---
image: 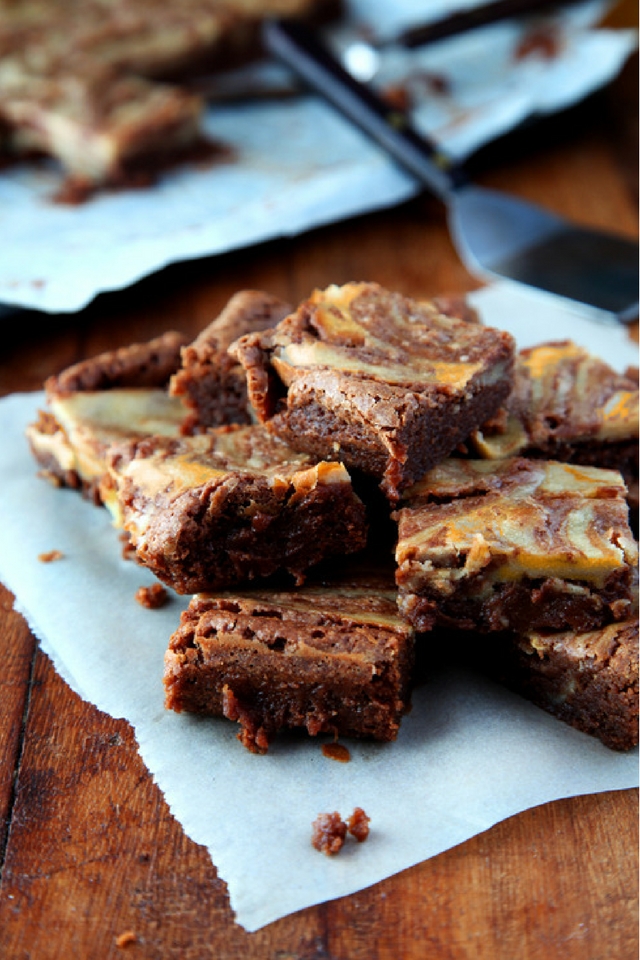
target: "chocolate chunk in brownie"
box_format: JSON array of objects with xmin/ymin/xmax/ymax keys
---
[
  {"xmin": 394, "ymin": 458, "xmax": 638, "ymax": 635},
  {"xmin": 169, "ymin": 290, "xmax": 291, "ymax": 432},
  {"xmin": 230, "ymin": 282, "xmax": 514, "ymax": 500},
  {"xmin": 469, "ymin": 340, "xmax": 639, "ymax": 485},
  {"xmin": 164, "ymin": 575, "xmax": 414, "ymax": 751},
  {"xmin": 475, "ymin": 620, "xmax": 638, "ymax": 751},
  {"xmin": 107, "ymin": 424, "xmax": 368, "ymax": 593}
]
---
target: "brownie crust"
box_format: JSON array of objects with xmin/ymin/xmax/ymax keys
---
[{"xmin": 47, "ymin": 330, "xmax": 187, "ymax": 394}]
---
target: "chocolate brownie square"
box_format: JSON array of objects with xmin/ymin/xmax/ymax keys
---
[
  {"xmin": 394, "ymin": 457, "xmax": 638, "ymax": 634},
  {"xmin": 164, "ymin": 574, "xmax": 414, "ymax": 752},
  {"xmin": 169, "ymin": 290, "xmax": 291, "ymax": 432},
  {"xmin": 27, "ymin": 331, "xmax": 187, "ymax": 503},
  {"xmin": 107, "ymin": 424, "xmax": 368, "ymax": 593},
  {"xmin": 470, "ymin": 340, "xmax": 639, "ymax": 484},
  {"xmin": 230, "ymin": 282, "xmax": 515, "ymax": 500},
  {"xmin": 479, "ymin": 620, "xmax": 638, "ymax": 751}
]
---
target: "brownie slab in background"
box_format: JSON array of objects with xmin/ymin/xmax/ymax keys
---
[
  {"xmin": 230, "ymin": 282, "xmax": 515, "ymax": 500},
  {"xmin": 394, "ymin": 457, "xmax": 638, "ymax": 635},
  {"xmin": 107, "ymin": 424, "xmax": 368, "ymax": 593},
  {"xmin": 170, "ymin": 290, "xmax": 291, "ymax": 432},
  {"xmin": 0, "ymin": 0, "xmax": 340, "ymax": 190},
  {"xmin": 164, "ymin": 574, "xmax": 414, "ymax": 752},
  {"xmin": 27, "ymin": 332, "xmax": 187, "ymax": 503}
]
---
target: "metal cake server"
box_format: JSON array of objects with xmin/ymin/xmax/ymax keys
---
[{"xmin": 263, "ymin": 18, "xmax": 639, "ymax": 322}]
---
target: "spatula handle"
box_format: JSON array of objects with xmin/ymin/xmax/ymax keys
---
[{"xmin": 262, "ymin": 19, "xmax": 466, "ymax": 203}]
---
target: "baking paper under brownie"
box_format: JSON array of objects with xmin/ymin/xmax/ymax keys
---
[
  {"xmin": 394, "ymin": 458, "xmax": 638, "ymax": 635},
  {"xmin": 170, "ymin": 290, "xmax": 291, "ymax": 432},
  {"xmin": 164, "ymin": 580, "xmax": 414, "ymax": 752},
  {"xmin": 107, "ymin": 424, "xmax": 367, "ymax": 593},
  {"xmin": 230, "ymin": 282, "xmax": 515, "ymax": 500}
]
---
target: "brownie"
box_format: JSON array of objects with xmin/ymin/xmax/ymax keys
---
[
  {"xmin": 164, "ymin": 575, "xmax": 414, "ymax": 752},
  {"xmin": 46, "ymin": 330, "xmax": 187, "ymax": 393},
  {"xmin": 475, "ymin": 620, "xmax": 639, "ymax": 751},
  {"xmin": 0, "ymin": 0, "xmax": 340, "ymax": 189},
  {"xmin": 470, "ymin": 340, "xmax": 639, "ymax": 485},
  {"xmin": 27, "ymin": 332, "xmax": 187, "ymax": 503},
  {"xmin": 169, "ymin": 290, "xmax": 291, "ymax": 432},
  {"xmin": 394, "ymin": 457, "xmax": 638, "ymax": 635},
  {"xmin": 107, "ymin": 424, "xmax": 368, "ymax": 593},
  {"xmin": 229, "ymin": 282, "xmax": 515, "ymax": 500}
]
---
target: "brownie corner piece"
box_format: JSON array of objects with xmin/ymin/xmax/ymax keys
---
[
  {"xmin": 230, "ymin": 281, "xmax": 514, "ymax": 500},
  {"xmin": 499, "ymin": 619, "xmax": 639, "ymax": 751},
  {"xmin": 394, "ymin": 457, "xmax": 638, "ymax": 635},
  {"xmin": 163, "ymin": 580, "xmax": 415, "ymax": 752},
  {"xmin": 169, "ymin": 289, "xmax": 291, "ymax": 432},
  {"xmin": 108, "ymin": 424, "xmax": 368, "ymax": 593}
]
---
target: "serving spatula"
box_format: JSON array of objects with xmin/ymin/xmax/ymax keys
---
[{"xmin": 263, "ymin": 18, "xmax": 639, "ymax": 322}]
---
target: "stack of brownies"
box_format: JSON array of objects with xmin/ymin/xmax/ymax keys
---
[{"xmin": 27, "ymin": 282, "xmax": 639, "ymax": 753}]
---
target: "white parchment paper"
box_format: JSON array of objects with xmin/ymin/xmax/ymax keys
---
[
  {"xmin": 0, "ymin": 283, "xmax": 637, "ymax": 932},
  {"xmin": 0, "ymin": 0, "xmax": 635, "ymax": 313}
]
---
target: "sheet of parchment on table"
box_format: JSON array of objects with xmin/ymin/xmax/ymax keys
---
[
  {"xmin": 0, "ymin": 0, "xmax": 635, "ymax": 313},
  {"xmin": 0, "ymin": 283, "xmax": 637, "ymax": 932}
]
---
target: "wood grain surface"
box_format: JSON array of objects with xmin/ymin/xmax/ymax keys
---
[{"xmin": 0, "ymin": 17, "xmax": 638, "ymax": 959}]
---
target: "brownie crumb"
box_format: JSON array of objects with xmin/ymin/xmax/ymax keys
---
[
  {"xmin": 222, "ymin": 685, "xmax": 271, "ymax": 754},
  {"xmin": 347, "ymin": 807, "xmax": 370, "ymax": 843},
  {"xmin": 38, "ymin": 549, "xmax": 64, "ymax": 563},
  {"xmin": 135, "ymin": 584, "xmax": 169, "ymax": 609},
  {"xmin": 311, "ymin": 812, "xmax": 348, "ymax": 855},
  {"xmin": 321, "ymin": 742, "xmax": 351, "ymax": 763},
  {"xmin": 311, "ymin": 807, "xmax": 371, "ymax": 854},
  {"xmin": 120, "ymin": 532, "xmax": 138, "ymax": 563},
  {"xmin": 115, "ymin": 930, "xmax": 137, "ymax": 949}
]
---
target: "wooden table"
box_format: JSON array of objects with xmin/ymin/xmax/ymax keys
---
[{"xmin": 0, "ymin": 31, "xmax": 638, "ymax": 960}]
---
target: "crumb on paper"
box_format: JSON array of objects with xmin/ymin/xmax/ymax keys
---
[
  {"xmin": 311, "ymin": 807, "xmax": 371, "ymax": 855},
  {"xmin": 311, "ymin": 811, "xmax": 347, "ymax": 856},
  {"xmin": 38, "ymin": 549, "xmax": 64, "ymax": 563},
  {"xmin": 115, "ymin": 930, "xmax": 137, "ymax": 949},
  {"xmin": 347, "ymin": 806, "xmax": 370, "ymax": 843},
  {"xmin": 321, "ymin": 742, "xmax": 351, "ymax": 762},
  {"xmin": 135, "ymin": 583, "xmax": 169, "ymax": 609}
]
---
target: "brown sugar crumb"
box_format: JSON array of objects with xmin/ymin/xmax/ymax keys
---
[
  {"xmin": 321, "ymin": 742, "xmax": 351, "ymax": 763},
  {"xmin": 135, "ymin": 583, "xmax": 169, "ymax": 609},
  {"xmin": 311, "ymin": 812, "xmax": 348, "ymax": 856},
  {"xmin": 38, "ymin": 549, "xmax": 64, "ymax": 563},
  {"xmin": 115, "ymin": 930, "xmax": 137, "ymax": 949},
  {"xmin": 347, "ymin": 807, "xmax": 371, "ymax": 843}
]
